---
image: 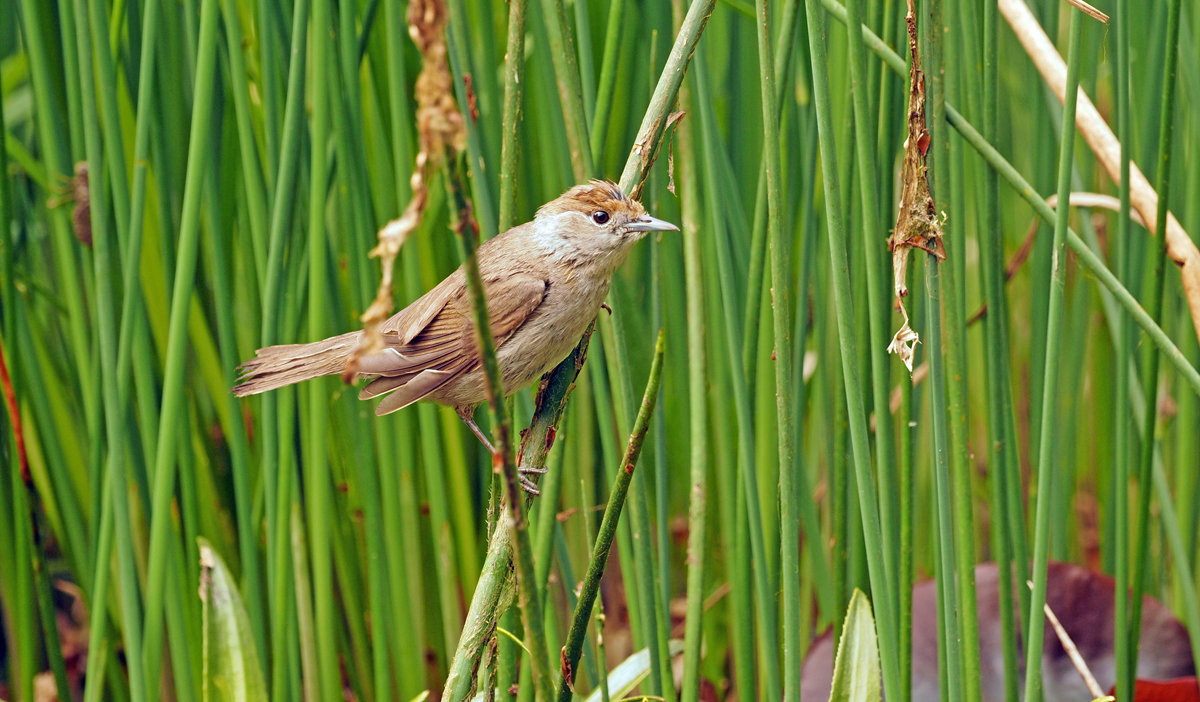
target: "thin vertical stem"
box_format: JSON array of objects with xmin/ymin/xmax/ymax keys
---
[
  {"xmin": 499, "ymin": 0, "xmax": 528, "ymax": 232},
  {"xmin": 755, "ymin": 0, "xmax": 802, "ymax": 694},
  {"xmin": 802, "ymin": 2, "xmax": 902, "ymax": 699},
  {"xmin": 589, "ymin": 0, "xmax": 625, "ymax": 166},
  {"xmin": 898, "ymin": 371, "xmax": 915, "ymax": 702},
  {"xmin": 742, "ymin": 0, "xmax": 802, "ymax": 392},
  {"xmin": 447, "ymin": 152, "xmax": 554, "ymax": 702},
  {"xmin": 138, "ymin": 0, "xmax": 221, "ymax": 679},
  {"xmin": 921, "ymin": 0, "xmax": 981, "ymax": 694},
  {"xmin": 382, "ymin": 2, "xmax": 426, "ymax": 696},
  {"xmin": 694, "ymin": 43, "xmax": 781, "ymax": 701},
  {"xmin": 266, "ymin": 2, "xmax": 313, "ymax": 696},
  {"xmin": 677, "ymin": 59, "xmax": 708, "ymax": 702},
  {"xmin": 1128, "ymin": 0, "xmax": 1184, "ymax": 684},
  {"xmin": 69, "ymin": 0, "xmax": 147, "ymax": 697},
  {"xmin": 304, "ymin": 0, "xmax": 341, "ymax": 698},
  {"xmin": 1025, "ymin": 11, "xmax": 1084, "ymax": 702},
  {"xmin": 1112, "ymin": 0, "xmax": 1134, "ymax": 696},
  {"xmin": 980, "ymin": 0, "xmax": 1019, "ymax": 698},
  {"xmin": 556, "ymin": 333, "xmax": 666, "ymax": 702},
  {"xmin": 842, "ymin": 0, "xmax": 899, "ymax": 638},
  {"xmin": 925, "ymin": 256, "xmax": 963, "ymax": 702},
  {"xmin": 538, "ymin": 0, "xmax": 595, "ymax": 180}
]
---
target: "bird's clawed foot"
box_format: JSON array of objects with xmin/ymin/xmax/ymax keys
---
[
  {"xmin": 518, "ymin": 475, "xmax": 541, "ymax": 495},
  {"xmin": 518, "ymin": 466, "xmax": 548, "ymax": 495},
  {"xmin": 458, "ymin": 405, "xmax": 547, "ymax": 496}
]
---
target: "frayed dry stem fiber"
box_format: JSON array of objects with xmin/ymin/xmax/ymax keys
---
[
  {"xmin": 885, "ymin": 0, "xmax": 945, "ymax": 375},
  {"xmin": 351, "ymin": 0, "xmax": 467, "ymax": 368},
  {"xmin": 1000, "ymin": 0, "xmax": 1200, "ymax": 343}
]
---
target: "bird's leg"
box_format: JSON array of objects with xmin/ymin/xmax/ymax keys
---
[
  {"xmin": 456, "ymin": 405, "xmax": 543, "ymax": 495},
  {"xmin": 456, "ymin": 405, "xmax": 497, "ymax": 454}
]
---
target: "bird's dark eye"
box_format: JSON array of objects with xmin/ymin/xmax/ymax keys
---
[{"xmin": 592, "ymin": 210, "xmax": 610, "ymax": 225}]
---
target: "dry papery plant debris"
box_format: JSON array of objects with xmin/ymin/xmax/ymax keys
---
[
  {"xmin": 348, "ymin": 0, "xmax": 466, "ymax": 376},
  {"xmin": 886, "ymin": 0, "xmax": 946, "ymax": 374}
]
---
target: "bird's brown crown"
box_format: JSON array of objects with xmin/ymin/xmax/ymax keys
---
[{"xmin": 537, "ymin": 180, "xmax": 647, "ymax": 221}]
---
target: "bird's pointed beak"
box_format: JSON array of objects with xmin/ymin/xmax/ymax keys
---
[{"xmin": 625, "ymin": 215, "xmax": 680, "ymax": 232}]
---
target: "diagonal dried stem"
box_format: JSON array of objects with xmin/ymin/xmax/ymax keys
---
[{"xmin": 1000, "ymin": 0, "xmax": 1200, "ymax": 343}]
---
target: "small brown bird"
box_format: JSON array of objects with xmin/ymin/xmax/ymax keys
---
[{"xmin": 233, "ymin": 180, "xmax": 676, "ymax": 484}]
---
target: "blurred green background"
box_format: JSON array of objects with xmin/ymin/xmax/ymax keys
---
[{"xmin": 0, "ymin": 0, "xmax": 1197, "ymax": 699}]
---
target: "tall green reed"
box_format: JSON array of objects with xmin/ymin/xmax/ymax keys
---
[
  {"xmin": 1024, "ymin": 10, "xmax": 1085, "ymax": 702},
  {"xmin": 3, "ymin": 2, "xmax": 1200, "ymax": 702}
]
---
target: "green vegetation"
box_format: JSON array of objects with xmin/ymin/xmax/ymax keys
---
[{"xmin": 1, "ymin": 0, "xmax": 1198, "ymax": 700}]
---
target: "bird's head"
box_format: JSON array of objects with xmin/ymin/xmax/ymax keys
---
[{"xmin": 534, "ymin": 180, "xmax": 678, "ymax": 272}]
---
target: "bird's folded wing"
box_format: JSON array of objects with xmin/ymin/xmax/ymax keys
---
[
  {"xmin": 358, "ymin": 274, "xmax": 548, "ymax": 403},
  {"xmin": 380, "ymin": 269, "xmax": 464, "ymax": 345}
]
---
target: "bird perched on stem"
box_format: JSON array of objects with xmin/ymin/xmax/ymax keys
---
[{"xmin": 233, "ymin": 180, "xmax": 677, "ymax": 489}]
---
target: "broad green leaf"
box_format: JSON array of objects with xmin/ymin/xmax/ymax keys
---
[
  {"xmin": 829, "ymin": 589, "xmax": 882, "ymax": 702},
  {"xmin": 200, "ymin": 539, "xmax": 267, "ymax": 702}
]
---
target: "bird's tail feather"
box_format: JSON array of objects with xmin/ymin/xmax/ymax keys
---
[{"xmin": 232, "ymin": 331, "xmax": 361, "ymax": 396}]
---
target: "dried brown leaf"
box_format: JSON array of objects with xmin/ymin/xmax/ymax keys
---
[
  {"xmin": 887, "ymin": 0, "xmax": 945, "ymax": 376},
  {"xmin": 350, "ymin": 0, "xmax": 467, "ymax": 376}
]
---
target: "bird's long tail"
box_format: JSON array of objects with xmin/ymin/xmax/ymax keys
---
[{"xmin": 232, "ymin": 331, "xmax": 361, "ymax": 396}]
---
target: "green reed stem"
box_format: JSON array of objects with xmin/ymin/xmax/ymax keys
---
[
  {"xmin": 499, "ymin": 0, "xmax": 528, "ymax": 232},
  {"xmin": 1128, "ymin": 0, "xmax": 1183, "ymax": 685},
  {"xmin": 925, "ymin": 255, "xmax": 964, "ymax": 702},
  {"xmin": 3, "ymin": 319, "xmax": 71, "ymax": 702},
  {"xmin": 803, "ymin": 1, "xmax": 902, "ymax": 699},
  {"xmin": 69, "ymin": 0, "xmax": 150, "ymax": 697},
  {"xmin": 1112, "ymin": 0, "xmax": 1134, "ymax": 697},
  {"xmin": 842, "ymin": 0, "xmax": 899, "ymax": 639},
  {"xmin": 742, "ymin": 0, "xmax": 800, "ymax": 391},
  {"xmin": 1024, "ymin": 12, "xmax": 1083, "ymax": 702},
  {"xmin": 691, "ymin": 52, "xmax": 758, "ymax": 700},
  {"xmin": 448, "ymin": 152, "xmax": 554, "ymax": 702},
  {"xmin": 1115, "ymin": 346, "xmax": 1200, "ymax": 679},
  {"xmin": 447, "ymin": 7, "xmax": 716, "ymax": 695},
  {"xmin": 823, "ymin": 2, "xmax": 1200, "ymax": 398},
  {"xmin": 538, "ymin": 0, "xmax": 595, "ymax": 180},
  {"xmin": 755, "ymin": 0, "xmax": 804, "ymax": 693},
  {"xmin": 590, "ymin": 0, "xmax": 625, "ymax": 166},
  {"xmin": 1152, "ymin": 457, "xmax": 1200, "ymax": 677},
  {"xmin": 979, "ymin": 0, "xmax": 1019, "ymax": 698},
  {"xmin": 382, "ymin": 2, "xmax": 426, "ymax": 696},
  {"xmin": 445, "ymin": 5, "xmax": 498, "ymax": 242},
  {"xmin": 81, "ymin": 478, "xmax": 116, "ymax": 702},
  {"xmin": 219, "ymin": 0, "xmax": 270, "ymax": 287},
  {"xmin": 16, "ymin": 0, "xmax": 97, "ymax": 529},
  {"xmin": 261, "ymin": 0, "xmax": 310, "ymax": 691},
  {"xmin": 137, "ymin": 0, "xmax": 221, "ymax": 687},
  {"xmin": 618, "ymin": 0, "xmax": 716, "ymax": 200},
  {"xmin": 602, "ymin": 302, "xmax": 673, "ymax": 699},
  {"xmin": 557, "ymin": 332, "xmax": 665, "ymax": 702},
  {"xmin": 676, "ymin": 70, "xmax": 709, "ymax": 702},
  {"xmin": 304, "ymin": 0, "xmax": 341, "ymax": 698},
  {"xmin": 924, "ymin": 0, "xmax": 982, "ymax": 697}
]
